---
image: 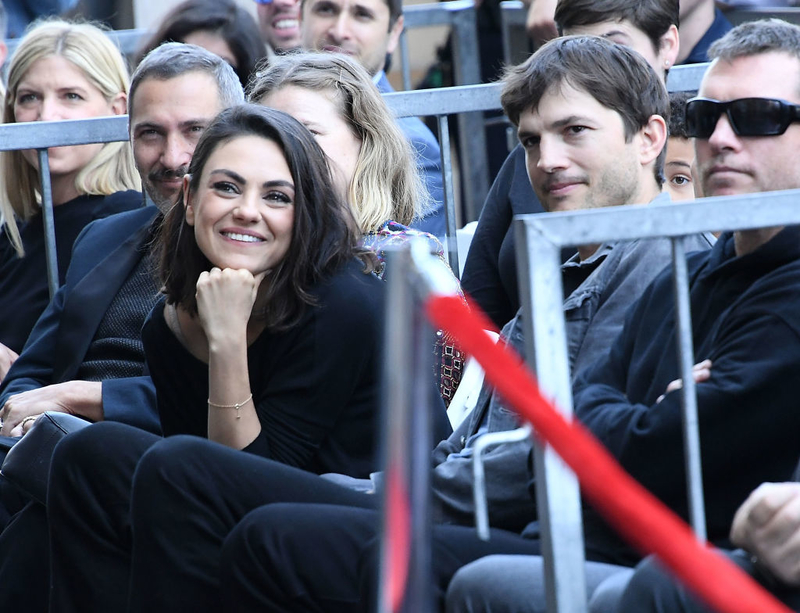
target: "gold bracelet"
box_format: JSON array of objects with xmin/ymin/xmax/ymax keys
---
[{"xmin": 207, "ymin": 393, "xmax": 253, "ymax": 420}]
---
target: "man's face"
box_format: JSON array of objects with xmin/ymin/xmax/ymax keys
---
[
  {"xmin": 257, "ymin": 0, "xmax": 302, "ymax": 52},
  {"xmin": 130, "ymin": 71, "xmax": 224, "ymax": 210},
  {"xmin": 696, "ymin": 52, "xmax": 800, "ymax": 197},
  {"xmin": 300, "ymin": 0, "xmax": 403, "ymax": 76},
  {"xmin": 518, "ymin": 83, "xmax": 643, "ymax": 213},
  {"xmin": 563, "ymin": 20, "xmax": 678, "ymax": 81}
]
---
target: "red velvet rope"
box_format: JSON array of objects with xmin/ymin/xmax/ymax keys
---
[{"xmin": 425, "ymin": 294, "xmax": 792, "ymax": 613}]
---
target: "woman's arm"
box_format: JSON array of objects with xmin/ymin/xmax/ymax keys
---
[{"xmin": 185, "ymin": 267, "xmax": 265, "ymax": 450}]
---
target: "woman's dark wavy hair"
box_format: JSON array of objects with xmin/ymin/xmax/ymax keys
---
[
  {"xmin": 157, "ymin": 104, "xmax": 374, "ymax": 331},
  {"xmin": 136, "ymin": 0, "xmax": 266, "ymax": 88}
]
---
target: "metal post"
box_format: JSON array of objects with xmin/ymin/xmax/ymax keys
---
[
  {"xmin": 399, "ymin": 29, "xmax": 412, "ymax": 92},
  {"xmin": 38, "ymin": 149, "xmax": 59, "ymax": 299},
  {"xmin": 378, "ymin": 248, "xmax": 434, "ymax": 613},
  {"xmin": 515, "ymin": 220, "xmax": 587, "ymax": 613},
  {"xmin": 473, "ymin": 424, "xmax": 533, "ymax": 540},
  {"xmin": 450, "ymin": 5, "xmax": 489, "ymax": 221},
  {"xmin": 437, "ymin": 114, "xmax": 459, "ymax": 275},
  {"xmin": 670, "ymin": 236, "xmax": 707, "ymax": 541}
]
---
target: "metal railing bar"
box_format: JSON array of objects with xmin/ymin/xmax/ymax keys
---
[
  {"xmin": 473, "ymin": 424, "xmax": 533, "ymax": 541},
  {"xmin": 670, "ymin": 236, "xmax": 707, "ymax": 541},
  {"xmin": 437, "ymin": 115, "xmax": 460, "ymax": 274},
  {"xmin": 516, "ymin": 218, "xmax": 587, "ymax": 613},
  {"xmin": 38, "ymin": 149, "xmax": 58, "ymax": 299},
  {"xmin": 518, "ymin": 189, "xmax": 800, "ymax": 247},
  {"xmin": 666, "ymin": 63, "xmax": 710, "ymax": 92},
  {"xmin": 0, "ymin": 116, "xmax": 129, "ymax": 151},
  {"xmin": 403, "ymin": 0, "xmax": 476, "ymax": 27},
  {"xmin": 383, "ymin": 83, "xmax": 502, "ymax": 117}
]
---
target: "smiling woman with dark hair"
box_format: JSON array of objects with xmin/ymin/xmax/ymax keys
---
[{"xmin": 27, "ymin": 104, "xmax": 390, "ymax": 613}]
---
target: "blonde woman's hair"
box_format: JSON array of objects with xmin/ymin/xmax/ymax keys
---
[
  {"xmin": 247, "ymin": 52, "xmax": 428, "ymax": 233},
  {"xmin": 1, "ymin": 19, "xmax": 140, "ymax": 256}
]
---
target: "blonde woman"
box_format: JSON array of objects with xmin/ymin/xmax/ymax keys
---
[
  {"xmin": 0, "ymin": 20, "xmax": 141, "ymax": 364},
  {"xmin": 249, "ymin": 52, "xmax": 465, "ymax": 404}
]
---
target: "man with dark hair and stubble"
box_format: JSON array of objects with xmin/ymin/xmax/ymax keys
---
[{"xmin": 462, "ymin": 0, "xmax": 682, "ymax": 331}]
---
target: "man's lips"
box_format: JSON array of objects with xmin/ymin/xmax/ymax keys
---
[
  {"xmin": 322, "ymin": 45, "xmax": 355, "ymax": 55},
  {"xmin": 707, "ymin": 165, "xmax": 745, "ymax": 177},
  {"xmin": 544, "ymin": 181, "xmax": 583, "ymax": 196}
]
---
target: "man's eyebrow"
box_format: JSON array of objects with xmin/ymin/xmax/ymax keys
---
[
  {"xmin": 550, "ymin": 115, "xmax": 593, "ymax": 129},
  {"xmin": 132, "ymin": 121, "xmax": 161, "ymax": 132},
  {"xmin": 601, "ymin": 29, "xmax": 631, "ymax": 41}
]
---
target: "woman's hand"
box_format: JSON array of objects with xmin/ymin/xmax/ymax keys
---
[{"xmin": 195, "ymin": 267, "xmax": 266, "ymax": 349}]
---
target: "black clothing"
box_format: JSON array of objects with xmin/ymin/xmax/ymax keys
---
[
  {"xmin": 461, "ymin": 145, "xmax": 544, "ymax": 328},
  {"xmin": 215, "ymin": 226, "xmax": 800, "ymax": 612},
  {"xmin": 143, "ymin": 258, "xmax": 388, "ymax": 476},
  {"xmin": 0, "ymin": 191, "xmax": 141, "ymax": 353},
  {"xmin": 573, "ymin": 227, "xmax": 800, "ymax": 565}
]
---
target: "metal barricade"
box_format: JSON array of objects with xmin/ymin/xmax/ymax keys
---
[
  {"xmin": 398, "ymin": 0, "xmax": 488, "ymax": 223},
  {"xmin": 510, "ymin": 189, "xmax": 800, "ymax": 611},
  {"xmin": 500, "ymin": 0, "xmax": 530, "ymax": 67},
  {"xmin": 377, "ymin": 241, "xmax": 460, "ymax": 613},
  {"xmin": 0, "ymin": 115, "xmax": 130, "ymax": 298},
  {"xmin": 724, "ymin": 8, "xmax": 800, "ymax": 26}
]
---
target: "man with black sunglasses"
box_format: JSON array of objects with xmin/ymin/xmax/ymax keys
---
[{"xmin": 576, "ymin": 18, "xmax": 800, "ymax": 613}]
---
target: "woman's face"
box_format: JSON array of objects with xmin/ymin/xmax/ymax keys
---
[
  {"xmin": 181, "ymin": 30, "xmax": 238, "ymax": 71},
  {"xmin": 185, "ymin": 135, "xmax": 295, "ymax": 275},
  {"xmin": 13, "ymin": 54, "xmax": 125, "ymax": 184},
  {"xmin": 259, "ymin": 85, "xmax": 362, "ymax": 200}
]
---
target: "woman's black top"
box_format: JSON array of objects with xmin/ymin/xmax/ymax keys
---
[{"xmin": 143, "ymin": 258, "xmax": 386, "ymax": 479}]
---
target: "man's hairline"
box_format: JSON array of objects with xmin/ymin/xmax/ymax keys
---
[
  {"xmin": 128, "ymin": 71, "xmax": 226, "ymax": 136},
  {"xmin": 699, "ymin": 51, "xmax": 800, "ymax": 99}
]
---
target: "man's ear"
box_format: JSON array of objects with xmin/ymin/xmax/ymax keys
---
[
  {"xmin": 659, "ymin": 24, "xmax": 680, "ymax": 71},
  {"xmin": 183, "ymin": 175, "xmax": 196, "ymax": 226},
  {"xmin": 639, "ymin": 114, "xmax": 668, "ymax": 167},
  {"xmin": 385, "ymin": 14, "xmax": 404, "ymax": 56}
]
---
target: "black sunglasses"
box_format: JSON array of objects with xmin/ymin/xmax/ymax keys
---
[{"xmin": 685, "ymin": 97, "xmax": 800, "ymax": 138}]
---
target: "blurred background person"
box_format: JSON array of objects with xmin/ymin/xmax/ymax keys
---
[{"xmin": 136, "ymin": 0, "xmax": 266, "ymax": 89}]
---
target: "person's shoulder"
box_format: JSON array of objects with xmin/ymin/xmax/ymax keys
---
[
  {"xmin": 96, "ymin": 190, "xmax": 145, "ymax": 214},
  {"xmin": 316, "ymin": 258, "xmax": 384, "ymax": 309},
  {"xmin": 79, "ymin": 204, "xmax": 157, "ymax": 238}
]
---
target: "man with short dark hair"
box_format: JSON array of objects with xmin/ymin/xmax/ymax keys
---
[
  {"xmin": 587, "ymin": 18, "xmax": 800, "ymax": 611},
  {"xmin": 298, "ymin": 0, "xmax": 447, "ymax": 236},
  {"xmin": 462, "ymin": 0, "xmax": 681, "ymax": 330},
  {"xmin": 523, "ymin": 0, "xmax": 730, "ymax": 62}
]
